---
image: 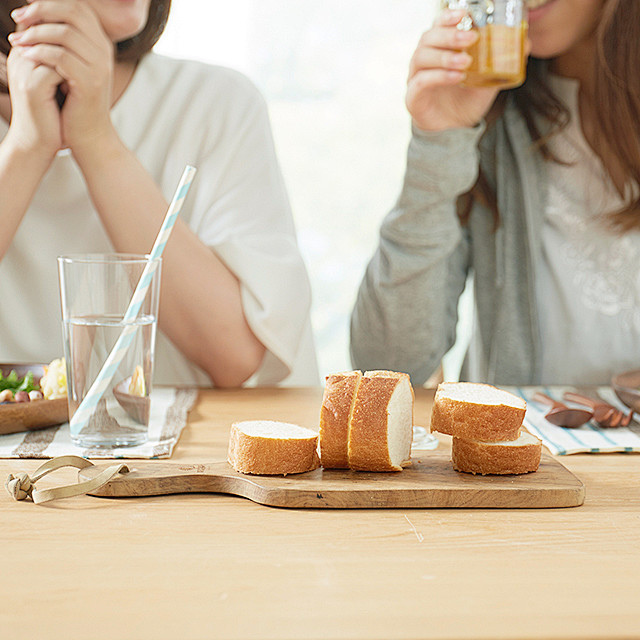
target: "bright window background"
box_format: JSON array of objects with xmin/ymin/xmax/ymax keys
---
[{"xmin": 155, "ymin": 0, "xmax": 471, "ymax": 382}]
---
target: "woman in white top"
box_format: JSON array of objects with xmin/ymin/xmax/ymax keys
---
[
  {"xmin": 351, "ymin": 0, "xmax": 640, "ymax": 386},
  {"xmin": 0, "ymin": 0, "xmax": 318, "ymax": 387}
]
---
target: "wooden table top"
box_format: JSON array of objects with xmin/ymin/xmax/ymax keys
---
[{"xmin": 2, "ymin": 387, "xmax": 639, "ymax": 640}]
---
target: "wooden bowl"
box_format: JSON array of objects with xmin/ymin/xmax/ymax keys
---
[
  {"xmin": 113, "ymin": 377, "xmax": 150, "ymax": 425},
  {"xmin": 0, "ymin": 363, "xmax": 69, "ymax": 436},
  {"xmin": 611, "ymin": 369, "xmax": 640, "ymax": 413}
]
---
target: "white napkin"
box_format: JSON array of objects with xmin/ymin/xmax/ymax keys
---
[
  {"xmin": 0, "ymin": 388, "xmax": 197, "ymax": 459},
  {"xmin": 504, "ymin": 387, "xmax": 640, "ymax": 455}
]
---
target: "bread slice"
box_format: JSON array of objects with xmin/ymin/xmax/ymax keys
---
[
  {"xmin": 319, "ymin": 371, "xmax": 363, "ymax": 469},
  {"xmin": 430, "ymin": 382, "xmax": 525, "ymax": 442},
  {"xmin": 228, "ymin": 420, "xmax": 320, "ymax": 476},
  {"xmin": 452, "ymin": 430, "xmax": 542, "ymax": 475},
  {"xmin": 348, "ymin": 370, "xmax": 414, "ymax": 472}
]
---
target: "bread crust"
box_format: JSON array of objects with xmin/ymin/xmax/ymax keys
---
[
  {"xmin": 452, "ymin": 435, "xmax": 542, "ymax": 475},
  {"xmin": 430, "ymin": 383, "xmax": 525, "ymax": 442},
  {"xmin": 319, "ymin": 371, "xmax": 362, "ymax": 469},
  {"xmin": 348, "ymin": 371, "xmax": 413, "ymax": 472},
  {"xmin": 228, "ymin": 422, "xmax": 320, "ymax": 476}
]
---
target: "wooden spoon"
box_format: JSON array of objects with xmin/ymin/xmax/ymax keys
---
[{"xmin": 532, "ymin": 392, "xmax": 594, "ymax": 428}]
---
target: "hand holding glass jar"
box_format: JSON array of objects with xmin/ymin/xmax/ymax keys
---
[
  {"xmin": 442, "ymin": 0, "xmax": 528, "ymax": 89},
  {"xmin": 406, "ymin": 1, "xmax": 528, "ymax": 132}
]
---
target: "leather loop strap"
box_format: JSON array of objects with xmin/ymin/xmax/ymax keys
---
[{"xmin": 5, "ymin": 455, "xmax": 129, "ymax": 504}]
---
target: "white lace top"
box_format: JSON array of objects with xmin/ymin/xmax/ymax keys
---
[{"xmin": 537, "ymin": 74, "xmax": 640, "ymax": 385}]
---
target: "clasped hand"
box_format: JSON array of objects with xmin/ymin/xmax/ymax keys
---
[{"xmin": 6, "ymin": 0, "xmax": 115, "ymax": 158}]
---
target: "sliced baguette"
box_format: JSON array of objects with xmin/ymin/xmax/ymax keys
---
[
  {"xmin": 430, "ymin": 382, "xmax": 525, "ymax": 442},
  {"xmin": 228, "ymin": 420, "xmax": 320, "ymax": 476},
  {"xmin": 319, "ymin": 370, "xmax": 363, "ymax": 469},
  {"xmin": 452, "ymin": 430, "xmax": 542, "ymax": 475},
  {"xmin": 348, "ymin": 370, "xmax": 414, "ymax": 472}
]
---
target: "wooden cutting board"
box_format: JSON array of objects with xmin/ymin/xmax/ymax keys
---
[{"xmin": 79, "ymin": 445, "xmax": 585, "ymax": 509}]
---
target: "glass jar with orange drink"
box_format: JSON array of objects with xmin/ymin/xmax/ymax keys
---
[{"xmin": 442, "ymin": 0, "xmax": 528, "ymax": 89}]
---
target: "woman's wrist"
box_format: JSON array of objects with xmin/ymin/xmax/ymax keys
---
[
  {"xmin": 70, "ymin": 125, "xmax": 128, "ymax": 172},
  {"xmin": 0, "ymin": 130, "xmax": 57, "ymax": 173},
  {"xmin": 411, "ymin": 116, "xmax": 486, "ymax": 135}
]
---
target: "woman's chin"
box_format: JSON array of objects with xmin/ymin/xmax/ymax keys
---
[
  {"xmin": 107, "ymin": 20, "xmax": 148, "ymax": 43},
  {"xmin": 87, "ymin": 1, "xmax": 150, "ymax": 43},
  {"xmin": 528, "ymin": 44, "xmax": 561, "ymax": 60}
]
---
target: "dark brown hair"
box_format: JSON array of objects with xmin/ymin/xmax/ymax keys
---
[
  {"xmin": 0, "ymin": 0, "xmax": 172, "ymax": 93},
  {"xmin": 463, "ymin": 0, "xmax": 640, "ymax": 231}
]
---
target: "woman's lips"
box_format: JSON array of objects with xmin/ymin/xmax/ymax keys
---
[{"xmin": 526, "ymin": 0, "xmax": 558, "ymax": 22}]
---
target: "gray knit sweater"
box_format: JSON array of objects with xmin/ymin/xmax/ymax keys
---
[{"xmin": 350, "ymin": 99, "xmax": 549, "ymax": 386}]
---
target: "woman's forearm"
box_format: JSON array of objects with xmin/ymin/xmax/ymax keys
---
[
  {"xmin": 351, "ymin": 127, "xmax": 482, "ymax": 384},
  {"xmin": 73, "ymin": 133, "xmax": 266, "ymax": 388},
  {"xmin": 0, "ymin": 136, "xmax": 53, "ymax": 260}
]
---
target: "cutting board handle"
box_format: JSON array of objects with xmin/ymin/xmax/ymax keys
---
[{"xmin": 80, "ymin": 461, "xmax": 246, "ymax": 498}]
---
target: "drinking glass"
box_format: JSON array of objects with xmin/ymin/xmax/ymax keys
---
[
  {"xmin": 443, "ymin": 0, "xmax": 527, "ymax": 89},
  {"xmin": 58, "ymin": 254, "xmax": 161, "ymax": 448}
]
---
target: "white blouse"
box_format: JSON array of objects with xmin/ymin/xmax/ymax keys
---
[
  {"xmin": 536, "ymin": 74, "xmax": 640, "ymax": 385},
  {"xmin": 0, "ymin": 53, "xmax": 319, "ymax": 387}
]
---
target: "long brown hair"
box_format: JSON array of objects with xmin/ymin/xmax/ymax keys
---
[
  {"xmin": 463, "ymin": 0, "xmax": 640, "ymax": 232},
  {"xmin": 0, "ymin": 0, "xmax": 172, "ymax": 93}
]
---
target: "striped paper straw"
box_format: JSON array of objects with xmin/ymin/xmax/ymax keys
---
[{"xmin": 70, "ymin": 165, "xmax": 197, "ymax": 433}]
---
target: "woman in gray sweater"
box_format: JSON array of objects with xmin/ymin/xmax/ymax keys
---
[{"xmin": 351, "ymin": 0, "xmax": 640, "ymax": 387}]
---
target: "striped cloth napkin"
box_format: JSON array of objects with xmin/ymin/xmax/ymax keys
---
[
  {"xmin": 504, "ymin": 386, "xmax": 640, "ymax": 455},
  {"xmin": 0, "ymin": 388, "xmax": 197, "ymax": 459}
]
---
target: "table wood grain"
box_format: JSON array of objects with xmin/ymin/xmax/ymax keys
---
[{"xmin": 1, "ymin": 387, "xmax": 639, "ymax": 640}]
